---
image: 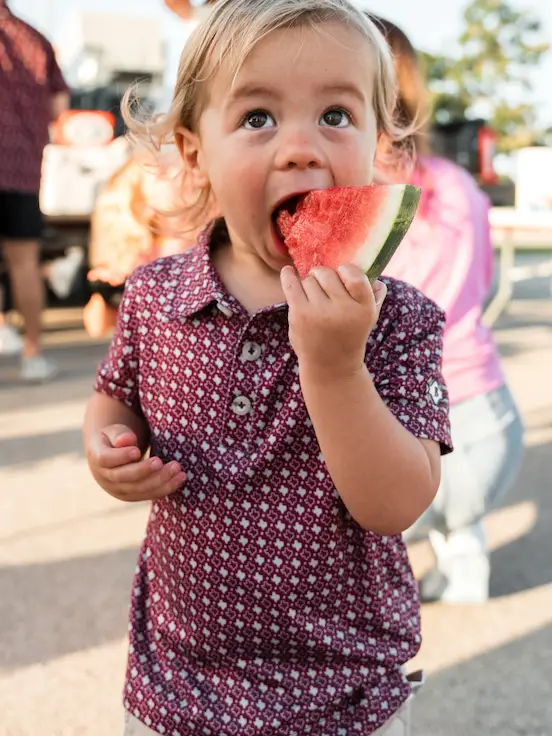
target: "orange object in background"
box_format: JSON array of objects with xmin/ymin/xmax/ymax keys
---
[
  {"xmin": 478, "ymin": 126, "xmax": 499, "ymax": 185},
  {"xmin": 51, "ymin": 110, "xmax": 115, "ymax": 147}
]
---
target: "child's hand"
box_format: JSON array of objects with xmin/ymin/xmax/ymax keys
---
[
  {"xmin": 86, "ymin": 424, "xmax": 186, "ymax": 502},
  {"xmin": 280, "ymin": 264, "xmax": 387, "ymax": 380}
]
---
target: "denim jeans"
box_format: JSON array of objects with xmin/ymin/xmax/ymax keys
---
[{"xmin": 404, "ymin": 383, "xmax": 525, "ymax": 541}]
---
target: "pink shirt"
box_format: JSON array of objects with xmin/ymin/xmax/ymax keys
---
[
  {"xmin": 95, "ymin": 227, "xmax": 452, "ymax": 735},
  {"xmin": 384, "ymin": 156, "xmax": 504, "ymax": 405}
]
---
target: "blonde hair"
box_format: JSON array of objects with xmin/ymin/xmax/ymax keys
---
[{"xmin": 123, "ymin": 0, "xmax": 414, "ymax": 224}]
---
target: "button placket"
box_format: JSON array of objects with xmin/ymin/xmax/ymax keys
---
[
  {"xmin": 241, "ymin": 341, "xmax": 262, "ymax": 363},
  {"xmin": 231, "ymin": 395, "xmax": 252, "ymax": 417},
  {"xmin": 222, "ymin": 325, "xmax": 266, "ymax": 446},
  {"xmin": 216, "ymin": 302, "xmax": 234, "ymax": 318},
  {"xmin": 229, "ymin": 341, "xmax": 258, "ymax": 421}
]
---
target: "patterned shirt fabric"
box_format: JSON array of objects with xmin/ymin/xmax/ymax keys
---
[
  {"xmin": 0, "ymin": 5, "xmax": 68, "ymax": 193},
  {"xmin": 95, "ymin": 224, "xmax": 452, "ymax": 735}
]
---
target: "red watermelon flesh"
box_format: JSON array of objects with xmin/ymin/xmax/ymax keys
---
[{"xmin": 276, "ymin": 184, "xmax": 421, "ymax": 281}]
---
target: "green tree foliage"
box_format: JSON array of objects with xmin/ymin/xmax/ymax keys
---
[{"xmin": 422, "ymin": 0, "xmax": 550, "ymax": 151}]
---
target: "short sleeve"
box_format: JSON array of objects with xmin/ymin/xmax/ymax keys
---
[
  {"xmin": 94, "ymin": 269, "xmax": 144, "ymax": 415},
  {"xmin": 46, "ymin": 44, "xmax": 69, "ymax": 95},
  {"xmin": 368, "ymin": 280, "xmax": 453, "ymax": 455}
]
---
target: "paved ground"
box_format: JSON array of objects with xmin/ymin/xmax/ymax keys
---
[{"xmin": 1, "ymin": 279, "xmax": 551, "ymax": 736}]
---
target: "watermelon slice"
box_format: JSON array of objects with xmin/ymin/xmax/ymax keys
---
[{"xmin": 276, "ymin": 184, "xmax": 421, "ymax": 282}]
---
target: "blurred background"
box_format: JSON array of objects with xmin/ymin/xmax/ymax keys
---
[
  {"xmin": 1, "ymin": 1, "xmax": 551, "ymax": 734},
  {"xmin": 2, "ymin": 0, "xmax": 552, "ymax": 308}
]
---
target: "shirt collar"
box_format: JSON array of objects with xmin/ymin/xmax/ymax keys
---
[
  {"xmin": 163, "ymin": 219, "xmax": 288, "ymax": 321},
  {"xmin": 164, "ymin": 221, "xmax": 237, "ymax": 320}
]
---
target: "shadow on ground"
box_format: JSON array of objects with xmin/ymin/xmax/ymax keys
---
[
  {"xmin": 0, "ymin": 546, "xmax": 139, "ymax": 670},
  {"xmin": 411, "ymin": 437, "xmax": 552, "ymax": 735},
  {"xmin": 0, "ymin": 341, "xmax": 108, "ymax": 413},
  {"xmin": 491, "ymin": 294, "xmax": 552, "ymax": 359},
  {"xmin": 497, "ymin": 332, "xmax": 552, "ymax": 360},
  {"xmin": 412, "ymin": 623, "xmax": 552, "ymax": 736},
  {"xmin": 1, "ymin": 437, "xmax": 550, "ymax": 674},
  {"xmin": 490, "ymin": 440, "xmax": 552, "ymax": 598},
  {"xmin": 0, "ymin": 428, "xmax": 85, "ymax": 468}
]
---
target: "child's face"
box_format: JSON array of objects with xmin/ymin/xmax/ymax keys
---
[{"xmin": 182, "ymin": 21, "xmax": 378, "ymax": 271}]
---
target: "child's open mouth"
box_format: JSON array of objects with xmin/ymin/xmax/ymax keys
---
[{"xmin": 271, "ymin": 194, "xmax": 307, "ymax": 247}]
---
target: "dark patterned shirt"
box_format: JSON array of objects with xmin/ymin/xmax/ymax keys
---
[
  {"xmin": 0, "ymin": 5, "xmax": 68, "ymax": 193},
  {"xmin": 95, "ymin": 227, "xmax": 452, "ymax": 735}
]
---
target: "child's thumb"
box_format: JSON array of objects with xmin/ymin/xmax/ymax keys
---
[{"xmin": 102, "ymin": 425, "xmax": 138, "ymax": 449}]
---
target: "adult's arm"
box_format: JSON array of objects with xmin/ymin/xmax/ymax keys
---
[
  {"xmin": 51, "ymin": 91, "xmax": 70, "ymax": 122},
  {"xmin": 46, "ymin": 41, "xmax": 70, "ymax": 121}
]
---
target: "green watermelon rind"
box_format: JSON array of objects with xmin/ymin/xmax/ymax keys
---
[{"xmin": 364, "ymin": 185, "xmax": 422, "ymax": 283}]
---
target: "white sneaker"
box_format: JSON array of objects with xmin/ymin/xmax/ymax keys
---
[
  {"xmin": 47, "ymin": 248, "xmax": 84, "ymax": 299},
  {"xmin": 421, "ymin": 525, "xmax": 490, "ymax": 604},
  {"xmin": 21, "ymin": 354, "xmax": 59, "ymax": 382},
  {"xmin": 0, "ymin": 324, "xmax": 24, "ymax": 356}
]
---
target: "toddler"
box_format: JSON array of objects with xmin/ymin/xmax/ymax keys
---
[{"xmin": 83, "ymin": 1, "xmax": 452, "ymax": 733}]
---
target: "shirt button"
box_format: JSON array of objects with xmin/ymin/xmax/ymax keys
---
[
  {"xmin": 231, "ymin": 395, "xmax": 252, "ymax": 416},
  {"xmin": 241, "ymin": 341, "xmax": 262, "ymax": 362},
  {"xmin": 217, "ymin": 302, "xmax": 233, "ymax": 317}
]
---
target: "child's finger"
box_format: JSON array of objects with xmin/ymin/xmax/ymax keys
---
[
  {"xmin": 143, "ymin": 471, "xmax": 187, "ymax": 500},
  {"xmin": 103, "ymin": 425, "xmax": 139, "ymax": 450},
  {"xmin": 310, "ymin": 267, "xmax": 346, "ymax": 298},
  {"xmin": 89, "ymin": 432, "xmax": 139, "ymax": 469},
  {"xmin": 302, "ymin": 271, "xmax": 329, "ymax": 303},
  {"xmin": 94, "ymin": 425, "xmax": 141, "ymax": 468},
  {"xmin": 105, "ymin": 456, "xmax": 166, "ymax": 485},
  {"xmin": 337, "ymin": 264, "xmax": 372, "ymax": 304},
  {"xmin": 130, "ymin": 467, "xmax": 187, "ymax": 501},
  {"xmin": 280, "ymin": 266, "xmax": 308, "ymax": 306}
]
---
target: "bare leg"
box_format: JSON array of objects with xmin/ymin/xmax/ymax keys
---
[{"xmin": 1, "ymin": 240, "xmax": 44, "ymax": 358}]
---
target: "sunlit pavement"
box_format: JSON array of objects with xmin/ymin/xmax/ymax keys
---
[{"xmin": 1, "ymin": 279, "xmax": 551, "ymax": 735}]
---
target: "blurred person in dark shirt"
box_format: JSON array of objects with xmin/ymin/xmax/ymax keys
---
[{"xmin": 0, "ymin": 0, "xmax": 69, "ymax": 380}]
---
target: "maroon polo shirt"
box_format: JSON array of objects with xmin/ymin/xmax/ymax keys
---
[
  {"xmin": 95, "ymin": 226, "xmax": 452, "ymax": 735},
  {"xmin": 0, "ymin": 5, "xmax": 68, "ymax": 193}
]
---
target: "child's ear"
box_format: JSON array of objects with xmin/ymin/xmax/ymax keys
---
[{"xmin": 175, "ymin": 126, "xmax": 209, "ymax": 189}]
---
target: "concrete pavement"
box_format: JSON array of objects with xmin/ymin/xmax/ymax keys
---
[{"xmin": 0, "ymin": 288, "xmax": 551, "ymax": 736}]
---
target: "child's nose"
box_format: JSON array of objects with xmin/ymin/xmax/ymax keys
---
[
  {"xmin": 275, "ymin": 130, "xmax": 325, "ymax": 171},
  {"xmin": 286, "ymin": 158, "xmax": 319, "ymax": 170}
]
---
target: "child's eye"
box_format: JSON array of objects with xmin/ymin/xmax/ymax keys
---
[
  {"xmin": 320, "ymin": 108, "xmax": 352, "ymax": 128},
  {"xmin": 242, "ymin": 110, "xmax": 276, "ymax": 130}
]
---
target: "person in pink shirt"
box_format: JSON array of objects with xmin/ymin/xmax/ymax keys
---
[{"xmin": 375, "ymin": 16, "xmax": 525, "ymax": 604}]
